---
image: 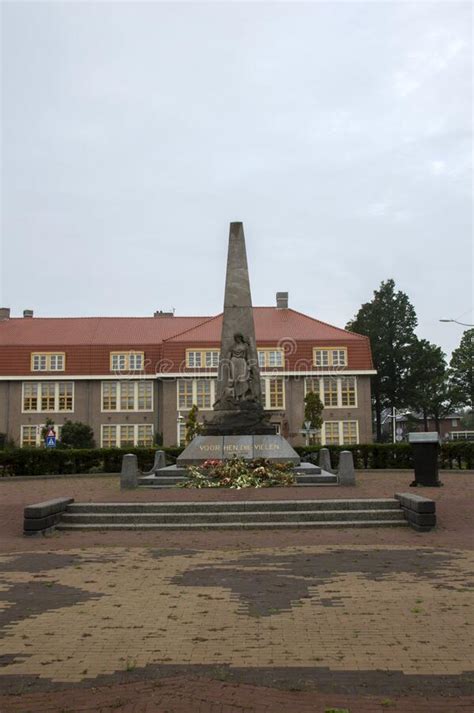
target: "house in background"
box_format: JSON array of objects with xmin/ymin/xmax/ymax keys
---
[{"xmin": 0, "ymin": 295, "xmax": 375, "ymax": 448}]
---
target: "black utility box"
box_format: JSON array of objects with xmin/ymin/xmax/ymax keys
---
[{"xmin": 408, "ymin": 432, "xmax": 443, "ymax": 487}]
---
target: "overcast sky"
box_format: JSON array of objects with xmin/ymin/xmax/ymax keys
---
[{"xmin": 1, "ymin": 1, "xmax": 472, "ymax": 358}]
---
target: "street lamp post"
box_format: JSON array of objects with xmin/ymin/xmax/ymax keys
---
[{"xmin": 439, "ymin": 319, "xmax": 474, "ymax": 327}]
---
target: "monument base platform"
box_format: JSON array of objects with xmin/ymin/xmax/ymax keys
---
[{"xmin": 176, "ymin": 434, "xmax": 300, "ymax": 466}]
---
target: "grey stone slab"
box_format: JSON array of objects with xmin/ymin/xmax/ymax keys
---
[
  {"xmin": 223, "ymin": 435, "xmax": 254, "ymax": 459},
  {"xmin": 253, "ymin": 435, "xmax": 299, "ymax": 463},
  {"xmin": 24, "ymin": 497, "xmax": 74, "ymax": 519},
  {"xmin": 24, "ymin": 513, "xmax": 63, "ymax": 531},
  {"xmin": 120, "ymin": 453, "xmax": 139, "ymax": 490},
  {"xmin": 177, "ymin": 436, "xmax": 224, "ymax": 465},
  {"xmin": 394, "ymin": 493, "xmax": 436, "ymax": 513},
  {"xmin": 403, "ymin": 510, "xmax": 436, "ymax": 527}
]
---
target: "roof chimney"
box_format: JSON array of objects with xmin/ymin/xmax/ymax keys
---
[
  {"xmin": 276, "ymin": 292, "xmax": 288, "ymax": 309},
  {"xmin": 153, "ymin": 309, "xmax": 174, "ymax": 318},
  {"xmin": 23, "ymin": 309, "xmax": 34, "ymax": 318},
  {"xmin": 0, "ymin": 307, "xmax": 10, "ymax": 320}
]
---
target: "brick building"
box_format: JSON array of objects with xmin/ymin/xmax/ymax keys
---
[{"xmin": 0, "ymin": 297, "xmax": 375, "ymax": 448}]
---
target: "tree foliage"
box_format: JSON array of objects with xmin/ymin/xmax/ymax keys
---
[
  {"xmin": 185, "ymin": 404, "xmax": 202, "ymax": 444},
  {"xmin": 449, "ymin": 328, "xmax": 474, "ymax": 411},
  {"xmin": 346, "ymin": 279, "xmax": 418, "ymax": 440},
  {"xmin": 303, "ymin": 391, "xmax": 324, "ymax": 430},
  {"xmin": 60, "ymin": 420, "xmax": 96, "ymax": 449},
  {"xmin": 405, "ymin": 338, "xmax": 450, "ymax": 429}
]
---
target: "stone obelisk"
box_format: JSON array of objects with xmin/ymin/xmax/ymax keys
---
[
  {"xmin": 203, "ymin": 222, "xmax": 273, "ymax": 435},
  {"xmin": 177, "ymin": 221, "xmax": 300, "ymax": 464}
]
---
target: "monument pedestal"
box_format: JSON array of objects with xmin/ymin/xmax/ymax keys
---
[{"xmin": 177, "ymin": 434, "xmax": 300, "ymax": 466}]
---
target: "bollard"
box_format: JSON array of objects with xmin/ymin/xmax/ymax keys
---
[
  {"xmin": 318, "ymin": 447, "xmax": 333, "ymax": 474},
  {"xmin": 121, "ymin": 454, "xmax": 139, "ymax": 490},
  {"xmin": 338, "ymin": 450, "xmax": 356, "ymax": 486},
  {"xmin": 153, "ymin": 450, "xmax": 166, "ymax": 471}
]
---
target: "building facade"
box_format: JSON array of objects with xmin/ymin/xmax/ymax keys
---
[{"xmin": 0, "ymin": 298, "xmax": 375, "ymax": 448}]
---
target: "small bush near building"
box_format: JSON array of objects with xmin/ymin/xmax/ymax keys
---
[{"xmin": 60, "ymin": 421, "xmax": 96, "ymax": 449}]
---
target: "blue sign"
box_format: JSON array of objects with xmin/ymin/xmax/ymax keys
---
[{"xmin": 45, "ymin": 435, "xmax": 56, "ymax": 448}]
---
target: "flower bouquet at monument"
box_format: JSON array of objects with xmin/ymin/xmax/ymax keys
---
[{"xmin": 180, "ymin": 456, "xmax": 295, "ymax": 489}]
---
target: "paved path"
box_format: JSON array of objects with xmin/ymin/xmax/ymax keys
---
[{"xmin": 0, "ymin": 472, "xmax": 473, "ymax": 712}]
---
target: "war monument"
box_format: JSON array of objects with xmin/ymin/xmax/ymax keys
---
[{"xmin": 176, "ymin": 222, "xmax": 300, "ymax": 466}]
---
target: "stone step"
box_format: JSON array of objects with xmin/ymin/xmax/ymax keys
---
[
  {"xmin": 295, "ymin": 475, "xmax": 337, "ymax": 484},
  {"xmin": 60, "ymin": 508, "xmax": 405, "ymax": 525},
  {"xmin": 57, "ymin": 519, "xmax": 408, "ymax": 531},
  {"xmin": 137, "ymin": 477, "xmax": 184, "ymax": 486},
  {"xmin": 67, "ymin": 498, "xmax": 400, "ymax": 514}
]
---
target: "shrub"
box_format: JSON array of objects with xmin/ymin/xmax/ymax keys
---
[{"xmin": 60, "ymin": 421, "xmax": 95, "ymax": 449}]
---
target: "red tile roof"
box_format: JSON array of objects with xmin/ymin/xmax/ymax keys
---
[
  {"xmin": 164, "ymin": 308, "xmax": 366, "ymax": 343},
  {"xmin": 0, "ymin": 316, "xmax": 208, "ymax": 346},
  {"xmin": 0, "ymin": 309, "xmax": 374, "ymax": 372}
]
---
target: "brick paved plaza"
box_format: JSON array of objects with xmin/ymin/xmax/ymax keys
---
[{"xmin": 1, "ymin": 472, "xmax": 473, "ymax": 712}]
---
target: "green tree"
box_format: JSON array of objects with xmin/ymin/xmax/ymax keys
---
[
  {"xmin": 185, "ymin": 405, "xmax": 202, "ymax": 444},
  {"xmin": 406, "ymin": 338, "xmax": 450, "ymax": 431},
  {"xmin": 303, "ymin": 391, "xmax": 324, "ymax": 430},
  {"xmin": 449, "ymin": 329, "xmax": 474, "ymax": 411},
  {"xmin": 346, "ymin": 279, "xmax": 418, "ymax": 441},
  {"xmin": 60, "ymin": 420, "xmax": 95, "ymax": 449}
]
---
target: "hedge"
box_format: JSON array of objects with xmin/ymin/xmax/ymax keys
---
[
  {"xmin": 294, "ymin": 442, "xmax": 474, "ymax": 471},
  {"xmin": 0, "ymin": 442, "xmax": 472, "ymax": 477},
  {"xmin": 0, "ymin": 447, "xmax": 183, "ymax": 477}
]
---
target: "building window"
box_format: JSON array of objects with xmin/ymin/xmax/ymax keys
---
[
  {"xmin": 258, "ymin": 349, "xmax": 284, "ymax": 368},
  {"xmin": 177, "ymin": 379, "xmax": 216, "ymax": 410},
  {"xmin": 323, "ymin": 378, "xmax": 338, "ymax": 407},
  {"xmin": 185, "ymin": 350, "xmax": 220, "ymax": 369},
  {"xmin": 177, "ymin": 421, "xmax": 187, "ymax": 446},
  {"xmin": 21, "ymin": 425, "xmax": 38, "ymax": 447},
  {"xmin": 305, "ymin": 377, "xmax": 357, "ymax": 408},
  {"xmin": 22, "ymin": 382, "xmax": 74, "ymax": 413},
  {"xmin": 313, "ymin": 348, "xmax": 347, "ymax": 368},
  {"xmin": 31, "ymin": 353, "xmax": 65, "ymax": 372},
  {"xmin": 101, "ymin": 381, "xmax": 153, "ymax": 412},
  {"xmin": 322, "ymin": 420, "xmax": 359, "ymax": 445},
  {"xmin": 451, "ymin": 419, "xmax": 458, "ymax": 427},
  {"xmin": 342, "ymin": 421, "xmax": 358, "ymax": 444},
  {"xmin": 324, "ymin": 421, "xmax": 340, "ymax": 445},
  {"xmin": 21, "ymin": 424, "xmax": 63, "ymax": 448},
  {"xmin": 120, "ymin": 382, "xmax": 135, "ymax": 410},
  {"xmin": 110, "ymin": 351, "xmax": 144, "ymax": 372},
  {"xmin": 340, "ymin": 377, "xmax": 356, "ymax": 406},
  {"xmin": 101, "ymin": 424, "xmax": 153, "ymax": 448},
  {"xmin": 261, "ymin": 377, "xmax": 285, "ymax": 410}
]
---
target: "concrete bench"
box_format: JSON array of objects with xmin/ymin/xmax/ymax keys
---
[
  {"xmin": 395, "ymin": 493, "xmax": 436, "ymax": 531},
  {"xmin": 24, "ymin": 497, "xmax": 74, "ymax": 536}
]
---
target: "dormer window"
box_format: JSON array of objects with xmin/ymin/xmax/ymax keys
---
[
  {"xmin": 258, "ymin": 349, "xmax": 284, "ymax": 368},
  {"xmin": 110, "ymin": 351, "xmax": 144, "ymax": 372},
  {"xmin": 313, "ymin": 347, "xmax": 347, "ymax": 368},
  {"xmin": 31, "ymin": 353, "xmax": 65, "ymax": 372}
]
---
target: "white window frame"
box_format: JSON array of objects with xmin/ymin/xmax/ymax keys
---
[
  {"xmin": 22, "ymin": 382, "xmax": 74, "ymax": 413},
  {"xmin": 101, "ymin": 380, "xmax": 154, "ymax": 412},
  {"xmin": 185, "ymin": 349, "xmax": 220, "ymax": 369},
  {"xmin": 100, "ymin": 423, "xmax": 154, "ymax": 448},
  {"xmin": 176, "ymin": 379, "xmax": 216, "ymax": 411},
  {"xmin": 110, "ymin": 351, "xmax": 145, "ymax": 372},
  {"xmin": 261, "ymin": 377, "xmax": 285, "ymax": 410},
  {"xmin": 305, "ymin": 377, "xmax": 358, "ymax": 409},
  {"xmin": 31, "ymin": 352, "xmax": 66, "ymax": 372},
  {"xmin": 313, "ymin": 347, "xmax": 348, "ymax": 368},
  {"xmin": 258, "ymin": 349, "xmax": 285, "ymax": 368},
  {"xmin": 321, "ymin": 420, "xmax": 359, "ymax": 445}
]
